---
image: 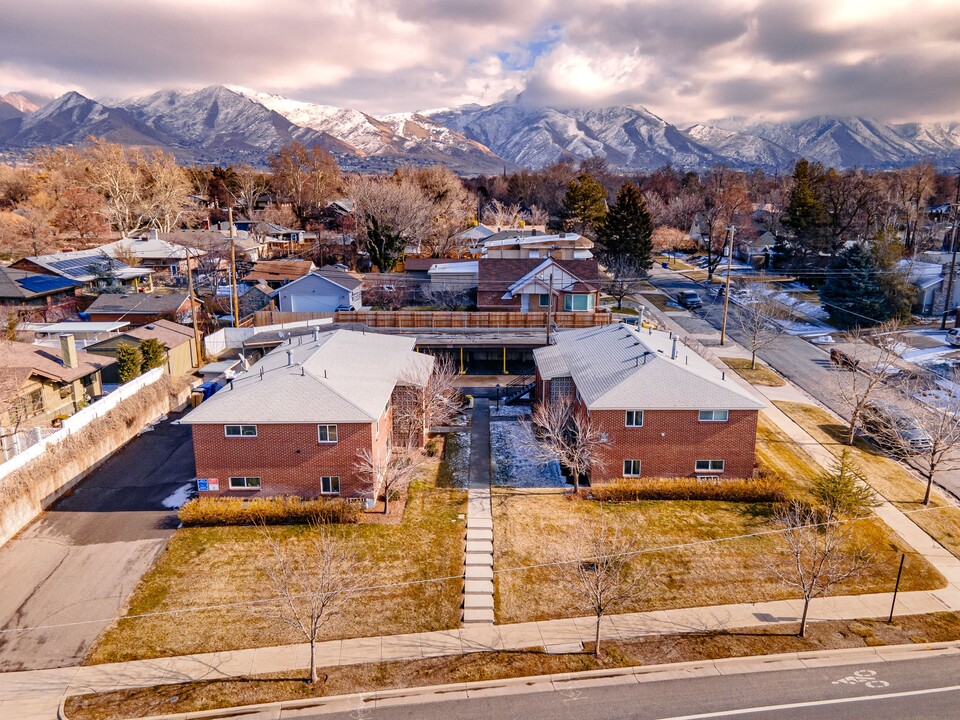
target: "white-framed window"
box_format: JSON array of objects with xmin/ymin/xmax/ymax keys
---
[
  {"xmin": 321, "ymin": 476, "xmax": 340, "ymax": 494},
  {"xmin": 228, "ymin": 476, "xmax": 261, "ymax": 489},
  {"xmin": 225, "ymin": 425, "xmax": 257, "ymax": 437},
  {"xmin": 698, "ymin": 410, "xmax": 729, "ymax": 422},
  {"xmin": 563, "ymin": 294, "xmax": 595, "ymax": 311},
  {"xmin": 317, "ymin": 424, "xmax": 339, "ymax": 443},
  {"xmin": 695, "ymin": 460, "xmax": 725, "ymax": 472},
  {"xmin": 538, "ymin": 293, "xmax": 550, "ymax": 307},
  {"xmin": 625, "ymin": 410, "xmax": 644, "ymax": 427},
  {"xmin": 623, "ymin": 459, "xmax": 642, "ymax": 476}
]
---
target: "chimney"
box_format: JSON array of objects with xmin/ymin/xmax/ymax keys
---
[
  {"xmin": 286, "ymin": 350, "xmax": 293, "ymax": 366},
  {"xmin": 671, "ymin": 338, "xmax": 678, "ymax": 360},
  {"xmin": 60, "ymin": 334, "xmax": 79, "ymax": 369}
]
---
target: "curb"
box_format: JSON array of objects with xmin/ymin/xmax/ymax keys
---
[{"xmin": 59, "ymin": 639, "xmax": 960, "ymax": 720}]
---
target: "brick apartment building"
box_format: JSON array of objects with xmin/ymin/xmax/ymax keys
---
[
  {"xmin": 533, "ymin": 324, "xmax": 764, "ymax": 482},
  {"xmin": 181, "ymin": 329, "xmax": 433, "ymax": 500}
]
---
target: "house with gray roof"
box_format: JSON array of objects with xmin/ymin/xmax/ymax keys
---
[
  {"xmin": 181, "ymin": 328, "xmax": 433, "ymax": 500},
  {"xmin": 534, "ymin": 323, "xmax": 764, "ymax": 483},
  {"xmin": 275, "ymin": 266, "xmax": 363, "ymax": 312}
]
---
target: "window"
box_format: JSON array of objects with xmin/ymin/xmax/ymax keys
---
[
  {"xmin": 563, "ymin": 294, "xmax": 595, "ymax": 311},
  {"xmin": 229, "ymin": 476, "xmax": 261, "ymax": 489},
  {"xmin": 695, "ymin": 460, "xmax": 725, "ymax": 472},
  {"xmin": 625, "ymin": 410, "xmax": 644, "ymax": 427},
  {"xmin": 225, "ymin": 425, "xmax": 257, "ymax": 437},
  {"xmin": 623, "ymin": 459, "xmax": 642, "ymax": 476},
  {"xmin": 321, "ymin": 476, "xmax": 340, "ymax": 494},
  {"xmin": 538, "ymin": 293, "xmax": 550, "ymax": 307},
  {"xmin": 698, "ymin": 410, "xmax": 729, "ymax": 422},
  {"xmin": 317, "ymin": 424, "xmax": 338, "ymax": 443}
]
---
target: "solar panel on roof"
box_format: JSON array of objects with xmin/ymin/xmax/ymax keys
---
[{"xmin": 16, "ymin": 276, "xmax": 75, "ymax": 293}]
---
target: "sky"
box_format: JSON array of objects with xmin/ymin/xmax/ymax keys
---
[{"xmin": 2, "ymin": 0, "xmax": 959, "ymax": 123}]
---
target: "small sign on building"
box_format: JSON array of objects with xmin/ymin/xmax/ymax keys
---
[{"xmin": 196, "ymin": 478, "xmax": 219, "ymax": 492}]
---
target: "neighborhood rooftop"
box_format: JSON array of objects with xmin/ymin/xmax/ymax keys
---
[
  {"xmin": 18, "ymin": 248, "xmax": 153, "ymax": 282},
  {"xmin": 535, "ymin": 324, "xmax": 765, "ymax": 411},
  {"xmin": 85, "ymin": 292, "xmax": 191, "ymax": 315},
  {"xmin": 0, "ymin": 266, "xmax": 78, "ymax": 300},
  {"xmin": 181, "ymin": 328, "xmax": 433, "ymax": 425}
]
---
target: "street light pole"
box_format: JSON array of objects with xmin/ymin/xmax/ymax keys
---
[{"xmin": 719, "ymin": 225, "xmax": 736, "ymax": 346}]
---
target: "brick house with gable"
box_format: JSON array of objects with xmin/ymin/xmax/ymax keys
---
[
  {"xmin": 477, "ymin": 258, "xmax": 600, "ymax": 312},
  {"xmin": 533, "ymin": 324, "xmax": 764, "ymax": 483},
  {"xmin": 181, "ymin": 328, "xmax": 432, "ymax": 500}
]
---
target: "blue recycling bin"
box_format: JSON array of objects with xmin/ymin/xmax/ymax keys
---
[{"xmin": 662, "ymin": 261, "xmax": 669, "ymax": 269}]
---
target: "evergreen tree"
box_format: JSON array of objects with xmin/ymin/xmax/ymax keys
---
[
  {"xmin": 597, "ymin": 182, "xmax": 654, "ymax": 270},
  {"xmin": 561, "ymin": 173, "xmax": 607, "ymax": 236},
  {"xmin": 820, "ymin": 242, "xmax": 906, "ymax": 328},
  {"xmin": 778, "ymin": 159, "xmax": 827, "ymax": 266},
  {"xmin": 116, "ymin": 342, "xmax": 143, "ymax": 384},
  {"xmin": 139, "ymin": 338, "xmax": 167, "ymax": 372}
]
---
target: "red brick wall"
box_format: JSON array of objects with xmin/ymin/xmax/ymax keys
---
[{"xmin": 590, "ymin": 408, "xmax": 758, "ymax": 482}]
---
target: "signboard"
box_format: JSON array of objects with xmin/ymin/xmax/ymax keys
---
[{"xmin": 196, "ymin": 478, "xmax": 219, "ymax": 492}]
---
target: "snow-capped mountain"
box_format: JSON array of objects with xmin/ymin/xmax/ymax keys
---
[{"xmin": 682, "ymin": 123, "xmax": 797, "ymax": 171}]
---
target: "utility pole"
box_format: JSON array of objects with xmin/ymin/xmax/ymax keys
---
[
  {"xmin": 719, "ymin": 225, "xmax": 736, "ymax": 346},
  {"xmin": 228, "ymin": 207, "xmax": 240, "ymax": 328},
  {"xmin": 185, "ymin": 246, "xmax": 203, "ymax": 368},
  {"xmin": 940, "ymin": 171, "xmax": 960, "ymax": 330},
  {"xmin": 546, "ymin": 269, "xmax": 555, "ymax": 345}
]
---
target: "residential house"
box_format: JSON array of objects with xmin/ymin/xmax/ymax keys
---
[
  {"xmin": 98, "ymin": 231, "xmax": 206, "ymax": 279},
  {"xmin": 21, "ymin": 321, "xmax": 128, "ymax": 350},
  {"xmin": 220, "ymin": 221, "xmax": 305, "ymax": 258},
  {"xmin": 0, "ymin": 335, "xmax": 114, "ymax": 430},
  {"xmin": 84, "ymin": 292, "xmax": 198, "ymax": 326},
  {"xmin": 427, "ymin": 261, "xmax": 479, "ymax": 291},
  {"xmin": 181, "ymin": 329, "xmax": 433, "ymax": 500},
  {"xmin": 477, "ymin": 258, "xmax": 601, "ymax": 313},
  {"xmin": 902, "ymin": 255, "xmax": 960, "ymax": 316},
  {"xmin": 402, "ymin": 257, "xmax": 465, "ymax": 281},
  {"xmin": 243, "ymin": 259, "xmax": 316, "ymax": 289},
  {"xmin": 10, "ymin": 249, "xmax": 153, "ymax": 290},
  {"xmin": 734, "ymin": 231, "xmax": 776, "ymax": 269},
  {"xmin": 276, "ymin": 267, "xmax": 363, "ymax": 312},
  {"xmin": 480, "ymin": 232, "xmax": 594, "ymax": 260},
  {"xmin": 0, "ymin": 266, "xmax": 79, "ymax": 321},
  {"xmin": 168, "ymin": 229, "xmax": 264, "ymax": 264},
  {"xmin": 533, "ymin": 324, "xmax": 764, "ymax": 483},
  {"xmin": 85, "ymin": 319, "xmax": 199, "ymax": 384}
]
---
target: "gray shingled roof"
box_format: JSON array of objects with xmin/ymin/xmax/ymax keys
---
[
  {"xmin": 181, "ymin": 329, "xmax": 433, "ymax": 425},
  {"xmin": 534, "ymin": 324, "xmax": 764, "ymax": 411}
]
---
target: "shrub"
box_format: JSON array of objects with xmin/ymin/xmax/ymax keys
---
[
  {"xmin": 178, "ymin": 496, "xmax": 362, "ymax": 526},
  {"xmin": 590, "ymin": 476, "xmax": 786, "ymax": 503}
]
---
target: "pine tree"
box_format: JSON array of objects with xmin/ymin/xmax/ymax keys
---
[
  {"xmin": 139, "ymin": 338, "xmax": 167, "ymax": 372},
  {"xmin": 779, "ymin": 159, "xmax": 827, "ymax": 266},
  {"xmin": 819, "ymin": 242, "xmax": 897, "ymax": 328},
  {"xmin": 561, "ymin": 173, "xmax": 607, "ymax": 237},
  {"xmin": 597, "ymin": 182, "xmax": 654, "ymax": 270},
  {"xmin": 116, "ymin": 342, "xmax": 143, "ymax": 384}
]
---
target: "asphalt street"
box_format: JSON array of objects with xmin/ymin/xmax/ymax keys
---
[
  {"xmin": 310, "ymin": 653, "xmax": 960, "ymax": 720},
  {"xmin": 645, "ymin": 268, "xmax": 960, "ymax": 501},
  {"xmin": 0, "ymin": 414, "xmax": 194, "ymax": 671}
]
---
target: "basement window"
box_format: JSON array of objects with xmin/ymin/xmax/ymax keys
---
[
  {"xmin": 321, "ymin": 476, "xmax": 340, "ymax": 494},
  {"xmin": 695, "ymin": 460, "xmax": 725, "ymax": 472},
  {"xmin": 623, "ymin": 459, "xmax": 642, "ymax": 477}
]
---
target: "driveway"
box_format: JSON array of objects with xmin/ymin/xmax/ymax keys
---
[{"xmin": 0, "ymin": 415, "xmax": 194, "ymax": 671}]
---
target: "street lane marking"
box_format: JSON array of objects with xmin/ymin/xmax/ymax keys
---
[
  {"xmin": 653, "ymin": 683, "xmax": 960, "ymax": 719},
  {"xmin": 831, "ymin": 668, "xmax": 889, "ymax": 688}
]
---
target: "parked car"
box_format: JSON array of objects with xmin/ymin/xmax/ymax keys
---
[
  {"xmin": 677, "ymin": 290, "xmax": 703, "ymax": 309},
  {"xmin": 947, "ymin": 328, "xmax": 960, "ymax": 347},
  {"xmin": 861, "ymin": 401, "xmax": 933, "ymax": 456}
]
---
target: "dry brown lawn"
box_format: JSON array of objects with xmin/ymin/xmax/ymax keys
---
[
  {"xmin": 492, "ymin": 418, "xmax": 945, "ymax": 625},
  {"xmin": 86, "ymin": 463, "xmax": 467, "ymax": 665},
  {"xmin": 639, "ymin": 293, "xmax": 682, "ymax": 312},
  {"xmin": 66, "ymin": 612, "xmax": 960, "ymax": 720},
  {"xmin": 720, "ymin": 357, "xmax": 786, "ymax": 387},
  {"xmin": 775, "ymin": 401, "xmax": 960, "ymax": 559}
]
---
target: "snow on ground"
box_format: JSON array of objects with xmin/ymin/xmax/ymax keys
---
[
  {"xmin": 491, "ymin": 404, "xmax": 533, "ymax": 417},
  {"xmin": 443, "ymin": 431, "xmax": 471, "ymax": 488},
  {"xmin": 490, "ymin": 417, "xmax": 565, "ymax": 488},
  {"xmin": 161, "ymin": 483, "xmax": 195, "ymax": 509}
]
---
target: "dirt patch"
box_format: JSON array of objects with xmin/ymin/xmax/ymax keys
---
[{"xmin": 720, "ymin": 357, "xmax": 786, "ymax": 387}]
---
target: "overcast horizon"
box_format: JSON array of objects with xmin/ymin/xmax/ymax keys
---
[{"xmin": 3, "ymin": 0, "xmax": 960, "ymax": 124}]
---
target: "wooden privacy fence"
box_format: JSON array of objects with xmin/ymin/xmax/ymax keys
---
[{"xmin": 254, "ymin": 310, "xmax": 612, "ymax": 329}]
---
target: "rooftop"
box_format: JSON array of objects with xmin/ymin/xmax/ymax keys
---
[
  {"xmin": 534, "ymin": 323, "xmax": 764, "ymax": 411},
  {"xmin": 85, "ymin": 292, "xmax": 192, "ymax": 316},
  {"xmin": 244, "ymin": 259, "xmax": 316, "ymax": 283},
  {"xmin": 181, "ymin": 328, "xmax": 433, "ymax": 425},
  {"xmin": 19, "ymin": 249, "xmax": 152, "ymax": 282},
  {"xmin": 0, "ymin": 340, "xmax": 116, "ymax": 386},
  {"xmin": 100, "ymin": 234, "xmax": 207, "ymax": 261},
  {"xmin": 0, "ymin": 266, "xmax": 78, "ymax": 300}
]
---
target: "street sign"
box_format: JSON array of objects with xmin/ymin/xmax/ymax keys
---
[{"xmin": 196, "ymin": 478, "xmax": 208, "ymax": 492}]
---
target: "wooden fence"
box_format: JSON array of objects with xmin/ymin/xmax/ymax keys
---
[{"xmin": 253, "ymin": 310, "xmax": 612, "ymax": 329}]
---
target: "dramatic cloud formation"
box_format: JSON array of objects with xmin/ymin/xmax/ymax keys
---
[{"xmin": 1, "ymin": 0, "xmax": 959, "ymax": 121}]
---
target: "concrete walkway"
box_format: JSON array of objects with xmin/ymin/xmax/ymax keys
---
[{"xmin": 463, "ymin": 398, "xmax": 495, "ymax": 624}]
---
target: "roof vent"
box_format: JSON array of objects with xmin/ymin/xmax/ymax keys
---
[{"xmin": 286, "ymin": 350, "xmax": 293, "ymax": 366}]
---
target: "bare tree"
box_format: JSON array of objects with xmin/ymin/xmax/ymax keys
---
[
  {"xmin": 527, "ymin": 396, "xmax": 610, "ymax": 493},
  {"xmin": 729, "ymin": 286, "xmax": 791, "ymax": 369},
  {"xmin": 365, "ymin": 282, "xmax": 411, "ymax": 310},
  {"xmin": 554, "ymin": 518, "xmax": 654, "ymax": 658},
  {"xmin": 872, "ymin": 373, "xmax": 960, "ymax": 505},
  {"xmin": 481, "ymin": 199, "xmax": 520, "ymax": 227},
  {"xmin": 832, "ymin": 322, "xmax": 902, "ymax": 445},
  {"xmin": 259, "ymin": 524, "xmax": 369, "ymax": 683},
  {"xmin": 269, "ymin": 142, "xmax": 342, "ymax": 229},
  {"xmin": 233, "ymin": 164, "xmax": 269, "ymax": 220},
  {"xmin": 348, "ymin": 175, "xmax": 433, "ymax": 271},
  {"xmin": 418, "ymin": 285, "xmax": 469, "ymax": 310},
  {"xmin": 602, "ymin": 255, "xmax": 647, "ymax": 311},
  {"xmin": 396, "ymin": 166, "xmax": 475, "ymax": 258},
  {"xmin": 355, "ymin": 444, "xmax": 425, "ymax": 514},
  {"xmin": 769, "ymin": 501, "xmax": 877, "ymax": 637}
]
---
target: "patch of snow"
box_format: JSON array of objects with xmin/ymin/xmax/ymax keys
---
[
  {"xmin": 162, "ymin": 483, "xmax": 194, "ymax": 509},
  {"xmin": 491, "ymin": 405, "xmax": 532, "ymax": 417},
  {"xmin": 444, "ymin": 432, "xmax": 471, "ymax": 488},
  {"xmin": 491, "ymin": 418, "xmax": 565, "ymax": 488}
]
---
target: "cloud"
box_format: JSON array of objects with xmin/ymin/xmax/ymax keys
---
[{"xmin": 0, "ymin": 0, "xmax": 959, "ymax": 122}]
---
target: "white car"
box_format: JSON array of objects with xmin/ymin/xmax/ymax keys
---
[{"xmin": 947, "ymin": 328, "xmax": 960, "ymax": 347}]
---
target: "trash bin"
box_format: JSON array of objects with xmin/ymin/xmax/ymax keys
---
[{"xmin": 662, "ymin": 261, "xmax": 669, "ymax": 269}]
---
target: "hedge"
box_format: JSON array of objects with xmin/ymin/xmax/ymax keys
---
[
  {"xmin": 178, "ymin": 496, "xmax": 362, "ymax": 526},
  {"xmin": 590, "ymin": 477, "xmax": 786, "ymax": 503}
]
